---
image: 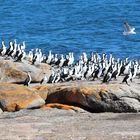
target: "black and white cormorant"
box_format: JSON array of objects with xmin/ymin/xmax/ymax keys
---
[
  {"xmin": 40, "ymin": 74, "xmax": 48, "ymax": 84},
  {"xmin": 5, "ymin": 41, "xmax": 13, "ymax": 56},
  {"xmin": 0, "ymin": 40, "xmax": 7, "ymax": 56},
  {"xmin": 24, "ymin": 71, "xmax": 32, "ymax": 86},
  {"xmin": 122, "ymin": 70, "xmax": 132, "ymax": 85},
  {"xmin": 102, "ymin": 72, "xmax": 112, "ymax": 83}
]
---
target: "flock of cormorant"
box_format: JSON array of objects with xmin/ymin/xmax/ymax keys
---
[{"xmin": 0, "ymin": 39, "xmax": 140, "ymax": 86}]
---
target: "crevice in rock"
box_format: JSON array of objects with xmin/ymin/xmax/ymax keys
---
[
  {"xmin": 45, "ymin": 102, "xmax": 97, "ymax": 113},
  {"xmin": 119, "ymin": 96, "xmax": 140, "ymax": 102},
  {"xmin": 12, "ymin": 81, "xmax": 40, "ymax": 85}
]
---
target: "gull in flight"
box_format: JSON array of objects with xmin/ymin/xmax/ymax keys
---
[{"xmin": 123, "ymin": 21, "xmax": 136, "ymax": 35}]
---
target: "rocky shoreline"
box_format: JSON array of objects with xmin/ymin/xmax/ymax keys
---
[{"xmin": 0, "ymin": 58, "xmax": 140, "ymax": 139}]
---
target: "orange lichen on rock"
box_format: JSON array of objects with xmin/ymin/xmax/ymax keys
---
[
  {"xmin": 39, "ymin": 83, "xmax": 131, "ymax": 112},
  {"xmin": 33, "ymin": 85, "xmax": 49, "ymax": 100},
  {"xmin": 43, "ymin": 87, "xmax": 87, "ymax": 106},
  {"xmin": 0, "ymin": 83, "xmax": 45, "ymax": 111},
  {"xmin": 42, "ymin": 103, "xmax": 81, "ymax": 111}
]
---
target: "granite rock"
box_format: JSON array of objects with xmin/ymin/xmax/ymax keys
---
[
  {"xmin": 0, "ymin": 83, "xmax": 45, "ymax": 111},
  {"xmin": 35, "ymin": 82, "xmax": 140, "ymax": 112},
  {"xmin": 0, "ymin": 58, "xmax": 51, "ymax": 83}
]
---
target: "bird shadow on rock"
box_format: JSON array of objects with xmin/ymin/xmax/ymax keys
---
[{"xmin": 12, "ymin": 80, "xmax": 40, "ymax": 85}]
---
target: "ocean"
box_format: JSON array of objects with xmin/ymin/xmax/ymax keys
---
[{"xmin": 0, "ymin": 0, "xmax": 140, "ymax": 60}]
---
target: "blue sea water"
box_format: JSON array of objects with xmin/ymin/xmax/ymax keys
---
[{"xmin": 0, "ymin": 0, "xmax": 140, "ymax": 60}]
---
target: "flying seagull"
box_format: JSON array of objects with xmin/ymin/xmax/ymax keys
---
[{"xmin": 123, "ymin": 21, "xmax": 136, "ymax": 35}]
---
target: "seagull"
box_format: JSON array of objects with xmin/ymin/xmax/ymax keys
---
[{"xmin": 123, "ymin": 21, "xmax": 136, "ymax": 35}]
